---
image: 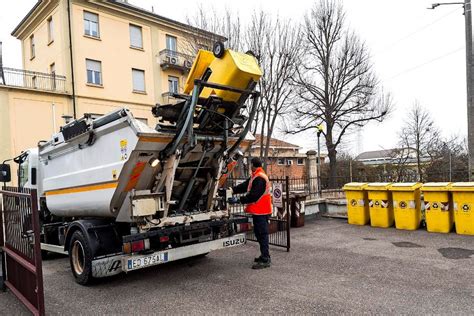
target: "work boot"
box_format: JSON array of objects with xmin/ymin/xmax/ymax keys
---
[
  {"xmin": 252, "ymin": 258, "xmax": 271, "ymax": 269},
  {"xmin": 254, "ymin": 256, "xmax": 263, "ymax": 263}
]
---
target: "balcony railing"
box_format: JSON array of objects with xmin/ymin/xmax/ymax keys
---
[
  {"xmin": 158, "ymin": 49, "xmax": 194, "ymax": 72},
  {"xmin": 0, "ymin": 67, "xmax": 67, "ymax": 93}
]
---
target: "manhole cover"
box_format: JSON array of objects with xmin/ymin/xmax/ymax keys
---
[
  {"xmin": 392, "ymin": 241, "xmax": 424, "ymax": 248},
  {"xmin": 438, "ymin": 247, "xmax": 474, "ymax": 259}
]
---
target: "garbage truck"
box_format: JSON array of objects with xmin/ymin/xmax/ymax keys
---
[{"xmin": 0, "ymin": 42, "xmax": 262, "ymax": 285}]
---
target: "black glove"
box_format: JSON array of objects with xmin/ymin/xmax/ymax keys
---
[
  {"xmin": 227, "ymin": 196, "xmax": 240, "ymax": 205},
  {"xmin": 218, "ymin": 188, "xmax": 227, "ymax": 197}
]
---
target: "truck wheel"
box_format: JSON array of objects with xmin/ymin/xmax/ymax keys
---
[
  {"xmin": 69, "ymin": 230, "xmax": 93, "ymax": 285},
  {"xmin": 213, "ymin": 41, "xmax": 225, "ymax": 58}
]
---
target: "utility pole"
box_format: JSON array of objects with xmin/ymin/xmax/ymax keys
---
[
  {"xmin": 430, "ymin": 1, "xmax": 473, "ymax": 180},
  {"xmin": 466, "ymin": 0, "xmax": 474, "ymax": 181}
]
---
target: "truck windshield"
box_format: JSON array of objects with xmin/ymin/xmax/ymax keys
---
[{"xmin": 19, "ymin": 160, "xmax": 29, "ymax": 187}]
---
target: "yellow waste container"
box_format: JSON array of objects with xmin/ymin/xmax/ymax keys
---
[
  {"xmin": 184, "ymin": 49, "xmax": 263, "ymax": 102},
  {"xmin": 343, "ymin": 183, "xmax": 369, "ymax": 225},
  {"xmin": 366, "ymin": 183, "xmax": 393, "ymax": 228},
  {"xmin": 421, "ymin": 182, "xmax": 453, "ymax": 233},
  {"xmin": 450, "ymin": 182, "xmax": 474, "ymax": 235},
  {"xmin": 390, "ymin": 183, "xmax": 422, "ymax": 230}
]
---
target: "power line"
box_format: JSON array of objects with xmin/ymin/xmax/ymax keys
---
[
  {"xmin": 376, "ymin": 6, "xmax": 461, "ymax": 54},
  {"xmin": 388, "ymin": 46, "xmax": 465, "ymax": 80}
]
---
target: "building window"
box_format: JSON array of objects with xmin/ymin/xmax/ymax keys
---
[
  {"xmin": 84, "ymin": 11, "xmax": 99, "ymax": 38},
  {"xmin": 297, "ymin": 158, "xmax": 304, "ymax": 165},
  {"xmin": 50, "ymin": 63, "xmax": 56, "ymax": 89},
  {"xmin": 168, "ymin": 76, "xmax": 179, "ymax": 93},
  {"xmin": 47, "ymin": 17, "xmax": 54, "ymax": 43},
  {"xmin": 287, "ymin": 159, "xmax": 294, "ymax": 166},
  {"xmin": 132, "ymin": 69, "xmax": 145, "ymax": 92},
  {"xmin": 277, "ymin": 158, "xmax": 285, "ymax": 165},
  {"xmin": 86, "ymin": 59, "xmax": 102, "ymax": 85},
  {"xmin": 30, "ymin": 35, "xmax": 35, "ymax": 59},
  {"xmin": 129, "ymin": 24, "xmax": 143, "ymax": 49},
  {"xmin": 166, "ymin": 35, "xmax": 177, "ymax": 53}
]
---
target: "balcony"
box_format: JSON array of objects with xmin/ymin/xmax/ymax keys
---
[
  {"xmin": 158, "ymin": 49, "xmax": 194, "ymax": 73},
  {"xmin": 0, "ymin": 67, "xmax": 67, "ymax": 93}
]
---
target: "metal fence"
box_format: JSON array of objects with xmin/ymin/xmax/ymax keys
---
[
  {"xmin": 0, "ymin": 67, "xmax": 66, "ymax": 92},
  {"xmin": 0, "ymin": 187, "xmax": 45, "ymax": 316},
  {"xmin": 226, "ymin": 177, "xmax": 291, "ymax": 251}
]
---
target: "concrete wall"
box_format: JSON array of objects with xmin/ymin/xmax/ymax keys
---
[{"xmin": 0, "ymin": 86, "xmax": 71, "ymax": 185}]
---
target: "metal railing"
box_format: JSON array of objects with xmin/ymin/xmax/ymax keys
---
[
  {"xmin": 226, "ymin": 177, "xmax": 291, "ymax": 251},
  {"xmin": 0, "ymin": 67, "xmax": 67, "ymax": 92},
  {"xmin": 158, "ymin": 49, "xmax": 194, "ymax": 71}
]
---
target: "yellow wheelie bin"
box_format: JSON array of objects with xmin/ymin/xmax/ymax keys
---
[
  {"xmin": 421, "ymin": 182, "xmax": 453, "ymax": 233},
  {"xmin": 390, "ymin": 183, "xmax": 422, "ymax": 230},
  {"xmin": 450, "ymin": 182, "xmax": 474, "ymax": 235},
  {"xmin": 366, "ymin": 183, "xmax": 393, "ymax": 228},
  {"xmin": 343, "ymin": 183, "xmax": 369, "ymax": 225}
]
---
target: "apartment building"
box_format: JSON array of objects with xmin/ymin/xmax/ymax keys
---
[{"xmin": 0, "ymin": 0, "xmax": 223, "ymax": 173}]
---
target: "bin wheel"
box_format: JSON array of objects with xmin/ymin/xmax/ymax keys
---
[
  {"xmin": 69, "ymin": 230, "xmax": 94, "ymax": 285},
  {"xmin": 213, "ymin": 41, "xmax": 225, "ymax": 58}
]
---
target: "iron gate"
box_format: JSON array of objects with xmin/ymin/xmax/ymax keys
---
[
  {"xmin": 0, "ymin": 187, "xmax": 45, "ymax": 316},
  {"xmin": 228, "ymin": 176, "xmax": 291, "ymax": 251}
]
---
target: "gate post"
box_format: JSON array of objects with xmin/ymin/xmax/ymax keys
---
[
  {"xmin": 285, "ymin": 176, "xmax": 290, "ymax": 252},
  {"xmin": 31, "ymin": 190, "xmax": 45, "ymax": 315},
  {"xmin": 0, "ymin": 189, "xmax": 4, "ymax": 291}
]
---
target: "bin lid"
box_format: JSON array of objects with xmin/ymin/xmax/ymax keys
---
[
  {"xmin": 343, "ymin": 182, "xmax": 368, "ymax": 191},
  {"xmin": 421, "ymin": 182, "xmax": 452, "ymax": 191},
  {"xmin": 366, "ymin": 182, "xmax": 392, "ymax": 190},
  {"xmin": 449, "ymin": 182, "xmax": 474, "ymax": 192},
  {"xmin": 390, "ymin": 182, "xmax": 422, "ymax": 191}
]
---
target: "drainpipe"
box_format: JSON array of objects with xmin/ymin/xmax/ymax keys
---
[
  {"xmin": 67, "ymin": 0, "xmax": 77, "ymax": 119},
  {"xmin": 0, "ymin": 41, "xmax": 5, "ymax": 84}
]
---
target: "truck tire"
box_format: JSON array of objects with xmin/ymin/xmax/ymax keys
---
[{"xmin": 69, "ymin": 230, "xmax": 93, "ymax": 285}]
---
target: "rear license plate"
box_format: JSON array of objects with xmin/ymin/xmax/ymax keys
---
[{"xmin": 127, "ymin": 252, "xmax": 168, "ymax": 271}]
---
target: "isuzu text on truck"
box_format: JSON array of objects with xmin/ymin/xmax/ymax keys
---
[{"xmin": 0, "ymin": 43, "xmax": 261, "ymax": 284}]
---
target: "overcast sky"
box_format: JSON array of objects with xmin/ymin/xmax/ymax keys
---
[{"xmin": 0, "ymin": 0, "xmax": 467, "ymax": 155}]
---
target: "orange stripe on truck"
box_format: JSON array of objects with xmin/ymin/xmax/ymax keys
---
[{"xmin": 44, "ymin": 181, "xmax": 118, "ymax": 196}]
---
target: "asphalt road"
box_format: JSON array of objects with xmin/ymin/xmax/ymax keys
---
[{"xmin": 1, "ymin": 217, "xmax": 474, "ymax": 314}]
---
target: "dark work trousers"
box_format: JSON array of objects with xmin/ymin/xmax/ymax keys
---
[{"xmin": 252, "ymin": 214, "xmax": 270, "ymax": 260}]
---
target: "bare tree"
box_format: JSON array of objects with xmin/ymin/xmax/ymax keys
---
[
  {"xmin": 185, "ymin": 7, "xmax": 302, "ymax": 172},
  {"xmin": 389, "ymin": 148, "xmax": 413, "ymax": 182},
  {"xmin": 425, "ymin": 135, "xmax": 468, "ymax": 181},
  {"xmin": 287, "ymin": 0, "xmax": 391, "ymax": 188},
  {"xmin": 398, "ymin": 102, "xmax": 440, "ymax": 182},
  {"xmin": 184, "ymin": 5, "xmax": 242, "ymax": 55},
  {"xmin": 245, "ymin": 12, "xmax": 303, "ymax": 169}
]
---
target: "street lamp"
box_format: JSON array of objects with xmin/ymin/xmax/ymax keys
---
[
  {"xmin": 429, "ymin": 1, "xmax": 474, "ymax": 181},
  {"xmin": 317, "ymin": 124, "xmax": 324, "ymax": 196}
]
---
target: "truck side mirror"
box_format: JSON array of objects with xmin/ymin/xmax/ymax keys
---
[{"xmin": 0, "ymin": 164, "xmax": 11, "ymax": 183}]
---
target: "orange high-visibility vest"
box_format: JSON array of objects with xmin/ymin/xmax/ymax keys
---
[{"xmin": 245, "ymin": 167, "xmax": 273, "ymax": 215}]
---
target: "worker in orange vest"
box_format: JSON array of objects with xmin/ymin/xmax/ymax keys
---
[{"xmin": 228, "ymin": 157, "xmax": 272, "ymax": 269}]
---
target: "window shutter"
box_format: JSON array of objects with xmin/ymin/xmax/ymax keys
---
[
  {"xmin": 84, "ymin": 11, "xmax": 98, "ymax": 22},
  {"xmin": 132, "ymin": 69, "xmax": 145, "ymax": 92},
  {"xmin": 86, "ymin": 59, "xmax": 101, "ymax": 72},
  {"xmin": 130, "ymin": 25, "xmax": 143, "ymax": 48}
]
